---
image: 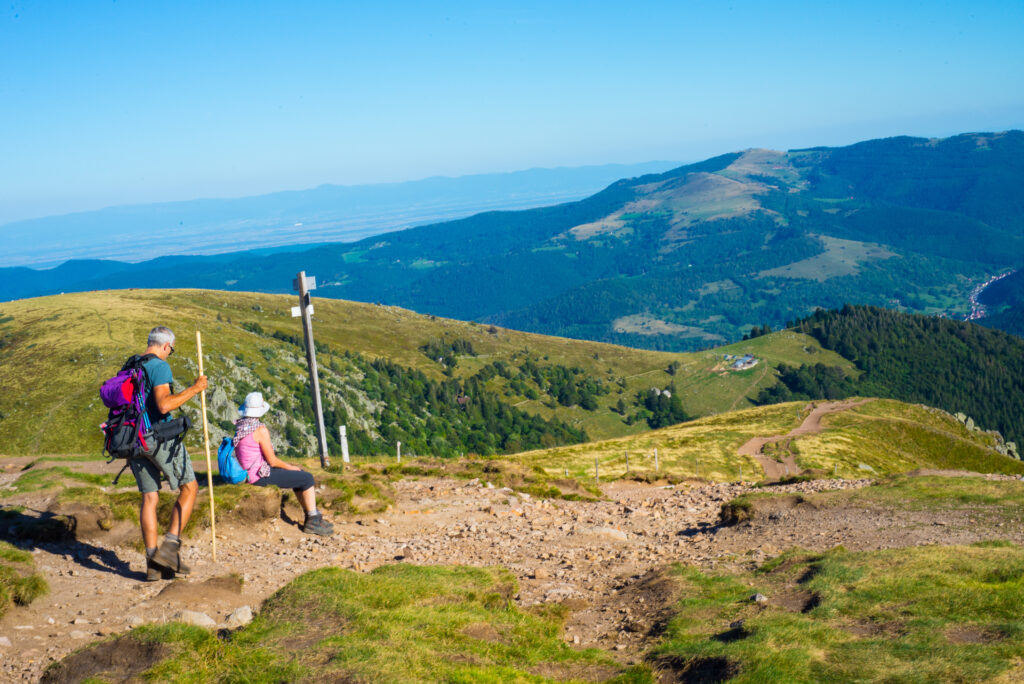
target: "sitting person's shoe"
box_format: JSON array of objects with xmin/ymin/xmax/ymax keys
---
[
  {"xmin": 152, "ymin": 538, "xmax": 191, "ymax": 576},
  {"xmin": 146, "ymin": 556, "xmax": 174, "ymax": 581},
  {"xmin": 303, "ymin": 513, "xmax": 334, "ymax": 536}
]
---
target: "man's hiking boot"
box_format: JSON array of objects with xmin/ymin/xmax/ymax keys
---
[
  {"xmin": 146, "ymin": 556, "xmax": 176, "ymax": 581},
  {"xmin": 303, "ymin": 513, "xmax": 334, "ymax": 536},
  {"xmin": 152, "ymin": 538, "xmax": 191, "ymax": 576}
]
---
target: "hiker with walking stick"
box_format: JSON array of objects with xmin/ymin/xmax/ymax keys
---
[{"xmin": 127, "ymin": 326, "xmax": 208, "ymax": 580}]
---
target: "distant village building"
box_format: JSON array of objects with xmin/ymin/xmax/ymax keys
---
[{"xmin": 731, "ymin": 354, "xmax": 758, "ymax": 370}]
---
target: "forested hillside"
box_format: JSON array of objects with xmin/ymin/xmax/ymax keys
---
[
  {"xmin": 757, "ymin": 305, "xmax": 1024, "ymax": 445},
  {"xmin": 978, "ymin": 268, "xmax": 1024, "ymax": 336},
  {"xmin": 4, "ymin": 132, "xmax": 1022, "ymax": 351},
  {"xmin": 1, "ymin": 289, "xmax": 837, "ymax": 457}
]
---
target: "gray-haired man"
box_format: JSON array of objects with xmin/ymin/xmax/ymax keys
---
[{"xmin": 131, "ymin": 326, "xmax": 208, "ymax": 580}]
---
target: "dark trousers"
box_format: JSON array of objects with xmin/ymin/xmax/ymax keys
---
[{"xmin": 253, "ymin": 468, "xmax": 315, "ymax": 495}]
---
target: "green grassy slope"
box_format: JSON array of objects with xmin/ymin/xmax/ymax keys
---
[
  {"xmin": 519, "ymin": 399, "xmax": 1024, "ymax": 481},
  {"xmin": 44, "ymin": 564, "xmax": 632, "ymax": 683},
  {"xmin": 655, "ymin": 542, "xmax": 1024, "ymax": 683},
  {"xmin": 0, "ymin": 289, "xmax": 846, "ymax": 457}
]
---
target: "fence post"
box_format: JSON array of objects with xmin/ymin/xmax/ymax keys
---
[
  {"xmin": 654, "ymin": 448, "xmax": 659, "ymax": 472},
  {"xmin": 397, "ymin": 441, "xmax": 401, "ymax": 463},
  {"xmin": 625, "ymin": 451, "xmax": 629, "ymax": 473},
  {"xmin": 340, "ymin": 425, "xmax": 350, "ymax": 464},
  {"xmin": 595, "ymin": 457, "xmax": 599, "ymax": 482}
]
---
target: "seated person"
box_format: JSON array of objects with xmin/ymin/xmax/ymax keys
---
[{"xmin": 233, "ymin": 392, "xmax": 334, "ymax": 536}]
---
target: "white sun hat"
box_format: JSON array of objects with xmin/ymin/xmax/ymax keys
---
[{"xmin": 239, "ymin": 391, "xmax": 271, "ymax": 418}]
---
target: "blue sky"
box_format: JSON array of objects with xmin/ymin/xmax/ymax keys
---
[{"xmin": 1, "ymin": 1, "xmax": 1022, "ymax": 223}]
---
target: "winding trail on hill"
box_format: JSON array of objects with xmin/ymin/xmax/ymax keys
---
[{"xmin": 738, "ymin": 399, "xmax": 872, "ymax": 479}]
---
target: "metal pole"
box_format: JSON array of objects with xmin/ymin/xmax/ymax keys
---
[
  {"xmin": 397, "ymin": 441, "xmax": 401, "ymax": 463},
  {"xmin": 294, "ymin": 271, "xmax": 330, "ymax": 468}
]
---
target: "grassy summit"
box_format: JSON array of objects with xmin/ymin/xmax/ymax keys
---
[{"xmin": 0, "ymin": 289, "xmax": 847, "ymax": 457}]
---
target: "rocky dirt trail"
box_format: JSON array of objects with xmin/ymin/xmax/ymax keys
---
[
  {"xmin": 737, "ymin": 400, "xmax": 870, "ymax": 479},
  {"xmin": 1, "ymin": 466, "xmax": 1020, "ymax": 682}
]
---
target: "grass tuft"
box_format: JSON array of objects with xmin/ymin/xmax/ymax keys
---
[{"xmin": 0, "ymin": 540, "xmax": 49, "ymax": 618}]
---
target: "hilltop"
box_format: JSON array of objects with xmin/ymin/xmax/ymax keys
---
[
  {"xmin": 3, "ymin": 131, "xmax": 1023, "ymax": 350},
  {"xmin": 3, "ymin": 290, "xmax": 1022, "ymax": 462},
  {"xmin": 0, "ymin": 289, "xmax": 850, "ymax": 458}
]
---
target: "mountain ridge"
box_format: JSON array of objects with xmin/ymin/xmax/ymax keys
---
[
  {"xmin": 3, "ymin": 131, "xmax": 1022, "ymax": 350},
  {"xmin": 0, "ymin": 161, "xmax": 678, "ymax": 268}
]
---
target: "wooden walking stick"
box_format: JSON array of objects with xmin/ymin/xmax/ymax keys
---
[{"xmin": 196, "ymin": 330, "xmax": 217, "ymax": 562}]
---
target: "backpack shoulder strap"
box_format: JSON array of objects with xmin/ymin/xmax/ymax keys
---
[{"xmin": 121, "ymin": 353, "xmax": 158, "ymax": 372}]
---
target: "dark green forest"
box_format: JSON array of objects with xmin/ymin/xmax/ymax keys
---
[
  {"xmin": 978, "ymin": 269, "xmax": 1024, "ymax": 336},
  {"xmin": 756, "ymin": 305, "xmax": 1024, "ymax": 445},
  {"xmin": 242, "ymin": 332, "xmax": 593, "ymax": 458}
]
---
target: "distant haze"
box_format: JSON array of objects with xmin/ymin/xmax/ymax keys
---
[{"xmin": 0, "ymin": 161, "xmax": 677, "ymax": 268}]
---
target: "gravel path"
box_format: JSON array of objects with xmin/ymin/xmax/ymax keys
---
[{"xmin": 3, "ymin": 470, "xmax": 1021, "ymax": 682}]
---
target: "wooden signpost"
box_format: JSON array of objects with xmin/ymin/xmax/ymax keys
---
[{"xmin": 196, "ymin": 330, "xmax": 217, "ymax": 563}]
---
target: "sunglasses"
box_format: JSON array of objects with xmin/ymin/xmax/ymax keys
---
[{"xmin": 167, "ymin": 343, "xmax": 176, "ymax": 356}]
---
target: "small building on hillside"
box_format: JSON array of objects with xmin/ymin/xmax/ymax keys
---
[{"xmin": 731, "ymin": 354, "xmax": 758, "ymax": 370}]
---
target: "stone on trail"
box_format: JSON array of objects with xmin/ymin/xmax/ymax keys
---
[
  {"xmin": 586, "ymin": 526, "xmax": 628, "ymax": 542},
  {"xmin": 175, "ymin": 610, "xmax": 217, "ymax": 629},
  {"xmin": 69, "ymin": 630, "xmax": 91, "ymax": 639},
  {"xmin": 532, "ymin": 568, "xmax": 550, "ymax": 580},
  {"xmin": 751, "ymin": 593, "xmax": 768, "ymax": 604},
  {"xmin": 225, "ymin": 605, "xmax": 253, "ymax": 629},
  {"xmin": 0, "ymin": 637, "xmax": 10, "ymax": 647}
]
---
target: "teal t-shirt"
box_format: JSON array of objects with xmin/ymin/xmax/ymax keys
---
[{"xmin": 142, "ymin": 356, "xmax": 174, "ymax": 425}]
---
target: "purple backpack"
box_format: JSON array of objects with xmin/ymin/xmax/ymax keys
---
[{"xmin": 99, "ymin": 354, "xmax": 157, "ymax": 463}]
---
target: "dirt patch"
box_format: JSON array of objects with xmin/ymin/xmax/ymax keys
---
[
  {"xmin": 261, "ymin": 594, "xmax": 350, "ymax": 654},
  {"xmin": 528, "ymin": 661, "xmax": 620, "ymax": 682},
  {"xmin": 653, "ymin": 654, "xmax": 742, "ymax": 683},
  {"xmin": 156, "ymin": 574, "xmax": 243, "ymax": 604},
  {"xmin": 223, "ymin": 488, "xmax": 281, "ymax": 524},
  {"xmin": 462, "ymin": 622, "xmax": 506, "ymax": 643},
  {"xmin": 772, "ymin": 589, "xmax": 818, "ymax": 613},
  {"xmin": 843, "ymin": 620, "xmax": 907, "ymax": 638},
  {"xmin": 51, "ymin": 502, "xmax": 137, "ymax": 546},
  {"xmin": 0, "ymin": 509, "xmax": 75, "ymax": 542},
  {"xmin": 905, "ymin": 469, "xmax": 987, "ymax": 479},
  {"xmin": 563, "ymin": 567, "xmax": 681, "ymax": 657},
  {"xmin": 38, "ymin": 635, "xmax": 168, "ymax": 684},
  {"xmin": 947, "ymin": 625, "xmax": 1003, "ymax": 644}
]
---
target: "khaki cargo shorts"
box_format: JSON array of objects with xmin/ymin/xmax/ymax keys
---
[{"xmin": 130, "ymin": 439, "xmax": 196, "ymax": 493}]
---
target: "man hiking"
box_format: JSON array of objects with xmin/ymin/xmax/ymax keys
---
[{"xmin": 130, "ymin": 326, "xmax": 208, "ymax": 580}]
